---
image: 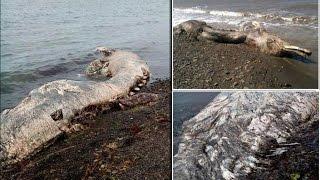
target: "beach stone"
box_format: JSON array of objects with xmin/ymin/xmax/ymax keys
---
[
  {"xmin": 208, "ymin": 70, "xmax": 215, "ymax": 75},
  {"xmin": 133, "ymin": 87, "xmax": 140, "ymax": 91},
  {"xmin": 233, "ymin": 82, "xmax": 239, "ymax": 87},
  {"xmin": 118, "ymin": 93, "xmax": 159, "ymax": 108},
  {"xmin": 284, "ymin": 83, "xmax": 292, "ymax": 88}
]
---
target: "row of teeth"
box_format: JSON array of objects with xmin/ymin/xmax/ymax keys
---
[{"xmin": 129, "ymin": 73, "xmax": 149, "ymax": 96}]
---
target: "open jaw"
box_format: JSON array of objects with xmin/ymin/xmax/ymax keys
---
[
  {"xmin": 282, "ymin": 45, "xmax": 312, "ymax": 57},
  {"xmin": 0, "ymin": 48, "xmax": 150, "ymax": 166},
  {"xmin": 173, "ymin": 92, "xmax": 318, "ymax": 180},
  {"xmin": 174, "ymin": 20, "xmax": 312, "ymax": 58}
]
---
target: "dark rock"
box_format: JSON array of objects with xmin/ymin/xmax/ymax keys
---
[
  {"xmin": 233, "ymin": 82, "xmax": 239, "ymax": 87},
  {"xmin": 50, "ymin": 109, "xmax": 63, "ymax": 121},
  {"xmin": 284, "ymin": 83, "xmax": 292, "ymax": 88}
]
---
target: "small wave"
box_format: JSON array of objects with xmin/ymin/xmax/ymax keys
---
[
  {"xmin": 260, "ymin": 14, "xmax": 317, "ymax": 24},
  {"xmin": 77, "ymin": 73, "xmax": 85, "ymax": 77},
  {"xmin": 1, "ymin": 71, "xmax": 39, "ymax": 83},
  {"xmin": 87, "ymin": 53, "xmax": 94, "ymax": 57},
  {"xmin": 0, "ymin": 81, "xmax": 15, "ymax": 94},
  {"xmin": 1, "ymin": 53, "xmax": 13, "ymax": 57},
  {"xmin": 72, "ymin": 59, "xmax": 89, "ymax": 65},
  {"xmin": 174, "ymin": 8, "xmax": 207, "ymax": 14},
  {"xmin": 209, "ymin": 10, "xmax": 243, "ymax": 17},
  {"xmin": 173, "ymin": 7, "xmax": 318, "ymax": 28},
  {"xmin": 36, "ymin": 63, "xmax": 71, "ymax": 77}
]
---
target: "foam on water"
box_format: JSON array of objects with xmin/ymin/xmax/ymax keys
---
[
  {"xmin": 209, "ymin": 10, "xmax": 244, "ymax": 17},
  {"xmin": 173, "ymin": 7, "xmax": 318, "ymax": 29},
  {"xmin": 174, "ymin": 8, "xmax": 207, "ymax": 14}
]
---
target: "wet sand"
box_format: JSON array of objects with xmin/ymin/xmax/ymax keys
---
[
  {"xmin": 173, "ymin": 32, "xmax": 317, "ymax": 89},
  {"xmin": 0, "ymin": 79, "xmax": 171, "ymax": 179}
]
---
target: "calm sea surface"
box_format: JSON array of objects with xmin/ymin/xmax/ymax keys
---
[
  {"xmin": 173, "ymin": 92, "xmax": 219, "ymax": 155},
  {"xmin": 1, "ymin": 0, "xmax": 170, "ymax": 111},
  {"xmin": 173, "ymin": 0, "xmax": 318, "ymax": 87}
]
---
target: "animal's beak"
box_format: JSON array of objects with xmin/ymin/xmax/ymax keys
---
[{"xmin": 283, "ymin": 45, "xmax": 312, "ymax": 57}]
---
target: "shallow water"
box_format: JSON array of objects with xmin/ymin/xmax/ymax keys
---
[
  {"xmin": 1, "ymin": 0, "xmax": 170, "ymax": 111},
  {"xmin": 173, "ymin": 92, "xmax": 219, "ymax": 155},
  {"xmin": 173, "ymin": 0, "xmax": 318, "ymax": 86}
]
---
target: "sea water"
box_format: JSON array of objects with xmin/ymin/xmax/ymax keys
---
[
  {"xmin": 1, "ymin": 0, "xmax": 170, "ymax": 110},
  {"xmin": 173, "ymin": 92, "xmax": 219, "ymax": 155}
]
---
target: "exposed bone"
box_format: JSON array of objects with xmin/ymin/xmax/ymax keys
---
[
  {"xmin": 283, "ymin": 45, "xmax": 312, "ymax": 56},
  {"xmin": 71, "ymin": 123, "xmax": 85, "ymax": 132},
  {"xmin": 85, "ymin": 58, "xmax": 111, "ymax": 77},
  {"xmin": 118, "ymin": 103, "xmax": 126, "ymax": 110},
  {"xmin": 142, "ymin": 76, "xmax": 148, "ymax": 80},
  {"xmin": 278, "ymin": 142, "xmax": 300, "ymax": 146},
  {"xmin": 141, "ymin": 67, "xmax": 150, "ymax": 76},
  {"xmin": 133, "ymin": 87, "xmax": 140, "ymax": 91},
  {"xmin": 95, "ymin": 47, "xmax": 115, "ymax": 57},
  {"xmin": 266, "ymin": 147, "xmax": 288, "ymax": 157}
]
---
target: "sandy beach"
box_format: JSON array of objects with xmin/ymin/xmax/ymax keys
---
[{"xmin": 173, "ymin": 32, "xmax": 317, "ymax": 89}]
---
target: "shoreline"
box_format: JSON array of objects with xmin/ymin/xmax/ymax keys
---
[
  {"xmin": 173, "ymin": 32, "xmax": 317, "ymax": 89},
  {"xmin": 0, "ymin": 79, "xmax": 171, "ymax": 179}
]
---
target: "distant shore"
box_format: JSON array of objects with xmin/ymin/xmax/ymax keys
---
[{"xmin": 173, "ymin": 32, "xmax": 317, "ymax": 89}]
